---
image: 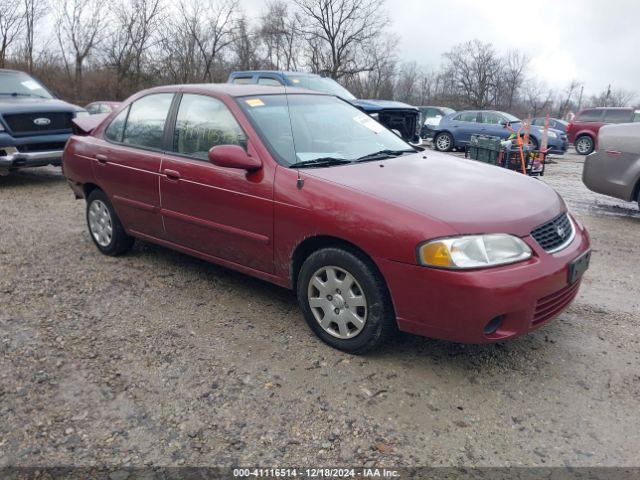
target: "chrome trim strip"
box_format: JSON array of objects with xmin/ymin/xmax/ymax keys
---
[{"xmin": 545, "ymin": 214, "xmax": 576, "ymax": 254}]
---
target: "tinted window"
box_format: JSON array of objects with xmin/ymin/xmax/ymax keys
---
[
  {"xmin": 258, "ymin": 77, "xmax": 282, "ymax": 86},
  {"xmin": 173, "ymin": 94, "xmax": 247, "ymax": 160},
  {"xmin": 122, "ymin": 94, "xmax": 173, "ymax": 150},
  {"xmin": 577, "ymin": 109, "xmax": 603, "ymax": 122},
  {"xmin": 454, "ymin": 112, "xmax": 478, "ymax": 122},
  {"xmin": 634, "ymin": 112, "xmax": 640, "ymax": 122},
  {"xmin": 604, "ymin": 109, "xmax": 632, "ymax": 124},
  {"xmin": 231, "ymin": 76, "xmax": 253, "ymax": 85},
  {"xmin": 480, "ymin": 112, "xmax": 504, "ymax": 124},
  {"xmin": 104, "ymin": 107, "xmax": 129, "ymax": 142}
]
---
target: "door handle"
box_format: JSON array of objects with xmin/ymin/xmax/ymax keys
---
[
  {"xmin": 163, "ymin": 169, "xmax": 181, "ymax": 180},
  {"xmin": 605, "ymin": 150, "xmax": 621, "ymax": 156},
  {"xmin": 95, "ymin": 154, "xmax": 108, "ymax": 164}
]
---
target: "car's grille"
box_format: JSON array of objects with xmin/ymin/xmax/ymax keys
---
[
  {"xmin": 3, "ymin": 112, "xmax": 73, "ymax": 135},
  {"xmin": 532, "ymin": 280, "xmax": 581, "ymax": 325},
  {"xmin": 17, "ymin": 142, "xmax": 67, "ymax": 152},
  {"xmin": 530, "ymin": 213, "xmax": 573, "ymax": 252}
]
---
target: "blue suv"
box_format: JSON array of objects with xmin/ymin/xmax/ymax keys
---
[
  {"xmin": 0, "ymin": 69, "xmax": 86, "ymax": 175},
  {"xmin": 228, "ymin": 71, "xmax": 421, "ymax": 143},
  {"xmin": 433, "ymin": 110, "xmax": 569, "ymax": 155}
]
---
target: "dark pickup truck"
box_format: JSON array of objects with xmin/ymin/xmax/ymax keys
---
[
  {"xmin": 0, "ymin": 69, "xmax": 86, "ymax": 175},
  {"xmin": 228, "ymin": 71, "xmax": 421, "ymax": 144}
]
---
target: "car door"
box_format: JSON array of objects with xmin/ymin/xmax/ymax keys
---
[
  {"xmin": 479, "ymin": 112, "xmax": 510, "ymax": 139},
  {"xmin": 160, "ymin": 93, "xmax": 275, "ymax": 274},
  {"xmin": 92, "ymin": 93, "xmax": 174, "ymax": 239},
  {"xmin": 450, "ymin": 111, "xmax": 480, "ymax": 144}
]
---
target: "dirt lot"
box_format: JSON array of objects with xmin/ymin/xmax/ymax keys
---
[{"xmin": 1, "ymin": 150, "xmax": 639, "ymax": 468}]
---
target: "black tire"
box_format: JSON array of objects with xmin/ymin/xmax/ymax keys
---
[
  {"xmin": 296, "ymin": 247, "xmax": 395, "ymax": 354},
  {"xmin": 434, "ymin": 132, "xmax": 453, "ymax": 152},
  {"xmin": 86, "ymin": 189, "xmax": 134, "ymax": 256},
  {"xmin": 527, "ymin": 135, "xmax": 539, "ymax": 150},
  {"xmin": 574, "ymin": 135, "xmax": 594, "ymax": 155}
]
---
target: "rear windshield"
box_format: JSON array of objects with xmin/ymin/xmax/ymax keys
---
[
  {"xmin": 0, "ymin": 71, "xmax": 53, "ymax": 99},
  {"xmin": 576, "ymin": 110, "xmax": 603, "ymax": 122}
]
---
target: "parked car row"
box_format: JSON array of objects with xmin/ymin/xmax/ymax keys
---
[{"xmin": 432, "ymin": 110, "xmax": 569, "ymax": 154}]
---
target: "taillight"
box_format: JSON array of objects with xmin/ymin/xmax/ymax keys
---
[{"xmin": 566, "ymin": 123, "xmax": 573, "ymax": 134}]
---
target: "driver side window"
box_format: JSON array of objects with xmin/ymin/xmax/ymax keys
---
[
  {"xmin": 172, "ymin": 94, "xmax": 247, "ymax": 161},
  {"xmin": 481, "ymin": 112, "xmax": 503, "ymax": 125}
]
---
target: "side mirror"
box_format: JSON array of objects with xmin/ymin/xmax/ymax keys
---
[{"xmin": 208, "ymin": 145, "xmax": 262, "ymax": 171}]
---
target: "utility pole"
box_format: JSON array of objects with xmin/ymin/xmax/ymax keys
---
[
  {"xmin": 605, "ymin": 84, "xmax": 611, "ymax": 106},
  {"xmin": 577, "ymin": 85, "xmax": 584, "ymax": 110}
]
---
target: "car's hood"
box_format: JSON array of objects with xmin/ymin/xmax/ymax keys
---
[
  {"xmin": 0, "ymin": 97, "xmax": 83, "ymax": 115},
  {"xmin": 304, "ymin": 151, "xmax": 564, "ymax": 237},
  {"xmin": 350, "ymin": 98, "xmax": 419, "ymax": 113}
]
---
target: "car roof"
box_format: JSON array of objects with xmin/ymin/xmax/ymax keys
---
[
  {"xmin": 143, "ymin": 83, "xmax": 325, "ymax": 98},
  {"xmin": 0, "ymin": 68, "xmax": 24, "ymax": 74},
  {"xmin": 580, "ymin": 106, "xmax": 632, "ymax": 111},
  {"xmin": 231, "ymin": 70, "xmax": 320, "ymax": 78}
]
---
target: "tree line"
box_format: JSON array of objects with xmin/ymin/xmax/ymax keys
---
[{"xmin": 1, "ymin": 0, "xmax": 636, "ymax": 116}]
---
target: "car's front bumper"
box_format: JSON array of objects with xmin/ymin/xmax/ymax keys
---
[
  {"xmin": 0, "ymin": 146, "xmax": 63, "ymax": 169},
  {"xmin": 376, "ymin": 216, "xmax": 590, "ymax": 343},
  {"xmin": 0, "ymin": 132, "xmax": 69, "ymax": 170}
]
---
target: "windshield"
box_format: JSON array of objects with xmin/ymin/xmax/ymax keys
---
[
  {"xmin": 286, "ymin": 74, "xmax": 357, "ymax": 100},
  {"xmin": 502, "ymin": 112, "xmax": 520, "ymax": 122},
  {"xmin": 0, "ymin": 71, "xmax": 52, "ymax": 99},
  {"xmin": 237, "ymin": 94, "xmax": 413, "ymax": 166}
]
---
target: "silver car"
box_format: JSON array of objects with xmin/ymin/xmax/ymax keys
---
[{"xmin": 583, "ymin": 122, "xmax": 640, "ymax": 210}]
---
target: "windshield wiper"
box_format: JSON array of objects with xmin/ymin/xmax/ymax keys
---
[
  {"xmin": 354, "ymin": 149, "xmax": 416, "ymax": 162},
  {"xmin": 291, "ymin": 157, "xmax": 354, "ymax": 169}
]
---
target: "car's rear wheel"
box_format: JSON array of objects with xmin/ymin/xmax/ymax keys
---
[
  {"xmin": 527, "ymin": 136, "xmax": 539, "ymax": 150},
  {"xmin": 86, "ymin": 189, "xmax": 134, "ymax": 256},
  {"xmin": 297, "ymin": 247, "xmax": 395, "ymax": 354},
  {"xmin": 434, "ymin": 132, "xmax": 453, "ymax": 152},
  {"xmin": 574, "ymin": 135, "xmax": 594, "ymax": 155}
]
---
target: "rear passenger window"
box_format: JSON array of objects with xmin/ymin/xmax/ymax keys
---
[
  {"xmin": 122, "ymin": 94, "xmax": 173, "ymax": 150},
  {"xmin": 258, "ymin": 77, "xmax": 282, "ymax": 86},
  {"xmin": 604, "ymin": 109, "xmax": 633, "ymax": 124},
  {"xmin": 577, "ymin": 110, "xmax": 603, "ymax": 122},
  {"xmin": 634, "ymin": 112, "xmax": 640, "ymax": 122},
  {"xmin": 104, "ymin": 107, "xmax": 129, "ymax": 142},
  {"xmin": 454, "ymin": 112, "xmax": 478, "ymax": 122},
  {"xmin": 172, "ymin": 94, "xmax": 247, "ymax": 160}
]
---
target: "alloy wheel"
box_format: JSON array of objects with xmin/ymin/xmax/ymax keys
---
[
  {"xmin": 436, "ymin": 134, "xmax": 451, "ymax": 151},
  {"xmin": 575, "ymin": 137, "xmax": 593, "ymax": 154},
  {"xmin": 307, "ymin": 266, "xmax": 368, "ymax": 339},
  {"xmin": 88, "ymin": 199, "xmax": 113, "ymax": 247}
]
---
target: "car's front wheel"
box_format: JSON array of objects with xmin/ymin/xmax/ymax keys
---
[
  {"xmin": 574, "ymin": 135, "xmax": 594, "ymax": 155},
  {"xmin": 434, "ymin": 132, "xmax": 453, "ymax": 152},
  {"xmin": 86, "ymin": 189, "xmax": 134, "ymax": 256},
  {"xmin": 297, "ymin": 247, "xmax": 395, "ymax": 354}
]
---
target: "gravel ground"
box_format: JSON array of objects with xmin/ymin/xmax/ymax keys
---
[{"xmin": 0, "ymin": 150, "xmax": 638, "ymax": 468}]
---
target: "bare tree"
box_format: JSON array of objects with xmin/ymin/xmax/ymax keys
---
[
  {"xmin": 522, "ymin": 80, "xmax": 554, "ymax": 116},
  {"xmin": 501, "ymin": 50, "xmax": 529, "ymax": 110},
  {"xmin": 556, "ymin": 79, "xmax": 581, "ymax": 118},
  {"xmin": 0, "ymin": 0, "xmax": 25, "ymax": 68},
  {"xmin": 19, "ymin": 0, "xmax": 46, "ymax": 72},
  {"xmin": 443, "ymin": 40, "xmax": 502, "ymax": 109},
  {"xmin": 56, "ymin": 0, "xmax": 107, "ymax": 101},
  {"xmin": 588, "ymin": 86, "xmax": 636, "ymax": 107},
  {"xmin": 293, "ymin": 0, "xmax": 387, "ymax": 79},
  {"xmin": 258, "ymin": 0, "xmax": 300, "ymax": 71},
  {"xmin": 104, "ymin": 0, "xmax": 163, "ymax": 98},
  {"xmin": 232, "ymin": 15, "xmax": 260, "ymax": 71},
  {"xmin": 346, "ymin": 35, "xmax": 397, "ymax": 99}
]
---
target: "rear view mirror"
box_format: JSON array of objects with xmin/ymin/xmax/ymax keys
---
[{"xmin": 208, "ymin": 145, "xmax": 262, "ymax": 171}]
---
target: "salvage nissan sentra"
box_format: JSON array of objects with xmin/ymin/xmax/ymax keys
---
[{"xmin": 62, "ymin": 84, "xmax": 591, "ymax": 353}]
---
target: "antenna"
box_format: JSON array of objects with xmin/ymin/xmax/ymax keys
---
[{"xmin": 283, "ymin": 82, "xmax": 304, "ymax": 189}]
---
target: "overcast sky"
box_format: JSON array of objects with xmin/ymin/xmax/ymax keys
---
[{"xmin": 243, "ymin": 0, "xmax": 639, "ymax": 95}]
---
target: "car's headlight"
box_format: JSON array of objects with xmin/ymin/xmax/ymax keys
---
[
  {"xmin": 417, "ymin": 234, "xmax": 532, "ymax": 269},
  {"xmin": 74, "ymin": 111, "xmax": 90, "ymax": 118},
  {"xmin": 547, "ymin": 131, "xmax": 558, "ymax": 139}
]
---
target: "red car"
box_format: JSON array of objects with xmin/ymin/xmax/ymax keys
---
[
  {"xmin": 567, "ymin": 107, "xmax": 640, "ymax": 155},
  {"xmin": 62, "ymin": 84, "xmax": 591, "ymax": 353}
]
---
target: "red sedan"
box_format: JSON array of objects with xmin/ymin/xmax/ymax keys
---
[{"xmin": 62, "ymin": 84, "xmax": 591, "ymax": 353}]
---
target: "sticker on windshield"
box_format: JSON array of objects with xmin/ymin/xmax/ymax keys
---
[
  {"xmin": 245, "ymin": 98, "xmax": 265, "ymax": 107},
  {"xmin": 21, "ymin": 80, "xmax": 41, "ymax": 91},
  {"xmin": 353, "ymin": 114, "xmax": 385, "ymax": 133}
]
